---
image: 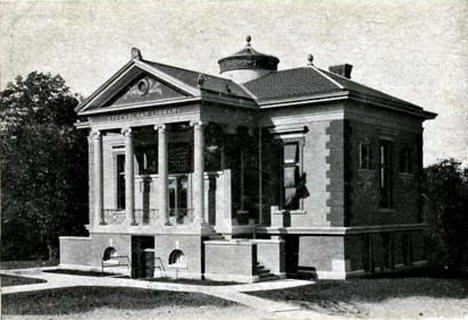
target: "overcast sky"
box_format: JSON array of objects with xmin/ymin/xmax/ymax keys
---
[{"xmin": 1, "ymin": 0, "xmax": 467, "ymax": 166}]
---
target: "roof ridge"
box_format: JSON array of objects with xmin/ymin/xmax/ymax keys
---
[
  {"xmin": 319, "ymin": 68, "xmax": 421, "ymax": 109},
  {"xmin": 310, "ymin": 66, "xmax": 345, "ymax": 90},
  {"xmin": 143, "ymin": 59, "xmax": 212, "ymax": 77}
]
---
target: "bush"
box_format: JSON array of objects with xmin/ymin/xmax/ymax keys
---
[{"xmin": 423, "ymin": 159, "xmax": 468, "ymax": 273}]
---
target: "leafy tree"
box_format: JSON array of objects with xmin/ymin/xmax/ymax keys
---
[
  {"xmin": 423, "ymin": 159, "xmax": 468, "ymax": 273},
  {"xmin": 1, "ymin": 72, "xmax": 88, "ymax": 261}
]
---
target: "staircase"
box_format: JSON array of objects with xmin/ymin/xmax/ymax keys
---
[{"xmin": 255, "ymin": 262, "xmax": 279, "ymax": 282}]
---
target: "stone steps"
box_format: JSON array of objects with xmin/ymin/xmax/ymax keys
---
[{"xmin": 254, "ymin": 263, "xmax": 279, "ymax": 282}]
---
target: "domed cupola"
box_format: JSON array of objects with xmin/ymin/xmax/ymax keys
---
[{"xmin": 218, "ymin": 35, "xmax": 279, "ymax": 83}]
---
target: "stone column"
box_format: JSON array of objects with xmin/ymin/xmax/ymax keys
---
[
  {"xmin": 155, "ymin": 124, "xmax": 169, "ymax": 225},
  {"xmin": 92, "ymin": 130, "xmax": 105, "ymax": 225},
  {"xmin": 122, "ymin": 127, "xmax": 136, "ymax": 225},
  {"xmin": 192, "ymin": 121, "xmax": 206, "ymax": 225}
]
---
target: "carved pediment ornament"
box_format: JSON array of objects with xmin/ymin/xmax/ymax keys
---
[{"xmin": 124, "ymin": 78, "xmax": 164, "ymax": 99}]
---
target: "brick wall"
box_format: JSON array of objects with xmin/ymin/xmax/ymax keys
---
[{"xmin": 344, "ymin": 104, "xmax": 424, "ymax": 227}]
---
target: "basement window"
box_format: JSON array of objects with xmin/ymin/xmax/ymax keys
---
[{"xmin": 168, "ymin": 250, "xmax": 186, "ymax": 268}]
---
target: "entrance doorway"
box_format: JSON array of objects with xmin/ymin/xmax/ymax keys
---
[
  {"xmin": 131, "ymin": 236, "xmax": 155, "ymax": 279},
  {"xmin": 284, "ymin": 235, "xmax": 299, "ymax": 276}
]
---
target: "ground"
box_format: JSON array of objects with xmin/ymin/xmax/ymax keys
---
[
  {"xmin": 249, "ymin": 276, "xmax": 468, "ymax": 318},
  {"xmin": 1, "ymin": 262, "xmax": 468, "ymax": 319},
  {"xmin": 2, "ymin": 287, "xmax": 269, "ymax": 320}
]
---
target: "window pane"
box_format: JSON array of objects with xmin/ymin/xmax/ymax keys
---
[{"xmin": 283, "ymin": 143, "xmax": 298, "ymax": 164}]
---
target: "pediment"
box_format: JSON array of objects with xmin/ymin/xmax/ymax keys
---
[
  {"xmin": 104, "ymin": 74, "xmax": 186, "ymax": 107},
  {"xmin": 76, "ymin": 60, "xmax": 201, "ymax": 115}
]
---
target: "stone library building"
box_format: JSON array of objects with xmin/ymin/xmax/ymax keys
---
[{"xmin": 60, "ymin": 36, "xmax": 436, "ymax": 282}]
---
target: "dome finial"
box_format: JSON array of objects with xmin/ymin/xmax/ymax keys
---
[
  {"xmin": 246, "ymin": 35, "xmax": 252, "ymax": 46},
  {"xmin": 307, "ymin": 53, "xmax": 314, "ymax": 66}
]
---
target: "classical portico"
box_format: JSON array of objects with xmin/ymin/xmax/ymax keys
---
[{"xmin": 89, "ymin": 119, "xmax": 219, "ymax": 230}]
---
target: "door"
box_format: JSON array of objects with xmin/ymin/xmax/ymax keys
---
[
  {"xmin": 284, "ymin": 235, "xmax": 299, "ymax": 276},
  {"xmin": 131, "ymin": 236, "xmax": 155, "ymax": 279}
]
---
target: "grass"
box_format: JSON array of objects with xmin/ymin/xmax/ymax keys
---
[
  {"xmin": 0, "ymin": 274, "xmax": 47, "ymax": 287},
  {"xmin": 2, "ymin": 286, "xmax": 238, "ymax": 316},
  {"xmin": 248, "ymin": 271, "xmax": 468, "ymax": 318},
  {"xmin": 1, "ymin": 258, "xmax": 58, "ymax": 270}
]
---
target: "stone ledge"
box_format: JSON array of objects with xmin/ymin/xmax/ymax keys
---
[
  {"xmin": 59, "ymin": 236, "xmax": 91, "ymax": 240},
  {"xmin": 257, "ymin": 223, "xmax": 428, "ymax": 235},
  {"xmin": 204, "ymin": 272, "xmax": 259, "ymax": 283}
]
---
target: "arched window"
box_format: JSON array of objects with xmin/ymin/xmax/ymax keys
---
[
  {"xmin": 103, "ymin": 247, "xmax": 117, "ymax": 261},
  {"xmin": 168, "ymin": 250, "xmax": 186, "ymax": 267}
]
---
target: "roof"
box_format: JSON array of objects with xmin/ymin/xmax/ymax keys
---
[
  {"xmin": 144, "ymin": 60, "xmax": 201, "ymax": 89},
  {"xmin": 243, "ymin": 67, "xmax": 340, "ymax": 101},
  {"xmin": 244, "ymin": 66, "xmax": 424, "ymax": 111},
  {"xmin": 217, "ymin": 36, "xmax": 280, "ymax": 73},
  {"xmin": 76, "ymin": 54, "xmax": 435, "ymax": 119}
]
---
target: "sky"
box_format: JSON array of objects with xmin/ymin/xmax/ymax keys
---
[{"xmin": 1, "ymin": 0, "xmax": 467, "ymax": 166}]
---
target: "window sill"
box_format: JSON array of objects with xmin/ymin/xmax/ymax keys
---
[{"xmin": 271, "ymin": 209, "xmax": 307, "ymax": 215}]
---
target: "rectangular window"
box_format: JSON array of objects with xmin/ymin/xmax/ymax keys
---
[
  {"xmin": 379, "ymin": 140, "xmax": 393, "ymax": 209},
  {"xmin": 117, "ymin": 154, "xmax": 125, "ymax": 210},
  {"xmin": 359, "ymin": 143, "xmax": 372, "ymax": 169},
  {"xmin": 168, "ymin": 175, "xmax": 188, "ymax": 220},
  {"xmin": 399, "ymin": 147, "xmax": 412, "ymax": 174},
  {"xmin": 282, "ymin": 142, "xmax": 301, "ymax": 210},
  {"xmin": 136, "ymin": 145, "xmax": 158, "ymax": 175}
]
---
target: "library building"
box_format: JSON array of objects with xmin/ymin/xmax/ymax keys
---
[{"xmin": 60, "ymin": 36, "xmax": 436, "ymax": 282}]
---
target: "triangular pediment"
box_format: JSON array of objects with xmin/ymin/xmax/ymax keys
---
[
  {"xmin": 104, "ymin": 74, "xmax": 186, "ymax": 107},
  {"xmin": 76, "ymin": 60, "xmax": 201, "ymax": 115}
]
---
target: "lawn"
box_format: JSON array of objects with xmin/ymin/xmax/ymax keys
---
[
  {"xmin": 2, "ymin": 286, "xmax": 238, "ymax": 316},
  {"xmin": 248, "ymin": 274, "xmax": 468, "ymax": 318},
  {"xmin": 1, "ymin": 259, "xmax": 58, "ymax": 270},
  {"xmin": 1, "ymin": 274, "xmax": 47, "ymax": 287}
]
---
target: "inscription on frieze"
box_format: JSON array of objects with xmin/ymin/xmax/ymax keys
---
[{"xmin": 106, "ymin": 108, "xmax": 182, "ymax": 122}]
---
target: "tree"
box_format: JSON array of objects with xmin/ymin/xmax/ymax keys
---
[
  {"xmin": 1, "ymin": 72, "xmax": 88, "ymax": 261},
  {"xmin": 423, "ymin": 159, "xmax": 468, "ymax": 273}
]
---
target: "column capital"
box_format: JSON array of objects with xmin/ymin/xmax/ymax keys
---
[
  {"xmin": 121, "ymin": 127, "xmax": 132, "ymax": 136},
  {"xmin": 154, "ymin": 124, "xmax": 167, "ymax": 132},
  {"xmin": 90, "ymin": 130, "xmax": 101, "ymax": 139},
  {"xmin": 190, "ymin": 121, "xmax": 207, "ymax": 129}
]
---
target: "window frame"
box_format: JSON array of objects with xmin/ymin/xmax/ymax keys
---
[
  {"xmin": 279, "ymin": 136, "xmax": 305, "ymax": 212},
  {"xmin": 115, "ymin": 152, "xmax": 126, "ymax": 210},
  {"xmin": 359, "ymin": 142, "xmax": 372, "ymax": 170},
  {"xmin": 399, "ymin": 147, "xmax": 413, "ymax": 174},
  {"xmin": 379, "ymin": 138, "xmax": 394, "ymax": 209}
]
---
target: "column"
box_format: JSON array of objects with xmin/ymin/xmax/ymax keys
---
[
  {"xmin": 155, "ymin": 124, "xmax": 169, "ymax": 225},
  {"xmin": 92, "ymin": 130, "xmax": 105, "ymax": 225},
  {"xmin": 122, "ymin": 127, "xmax": 136, "ymax": 225},
  {"xmin": 193, "ymin": 121, "xmax": 206, "ymax": 225}
]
